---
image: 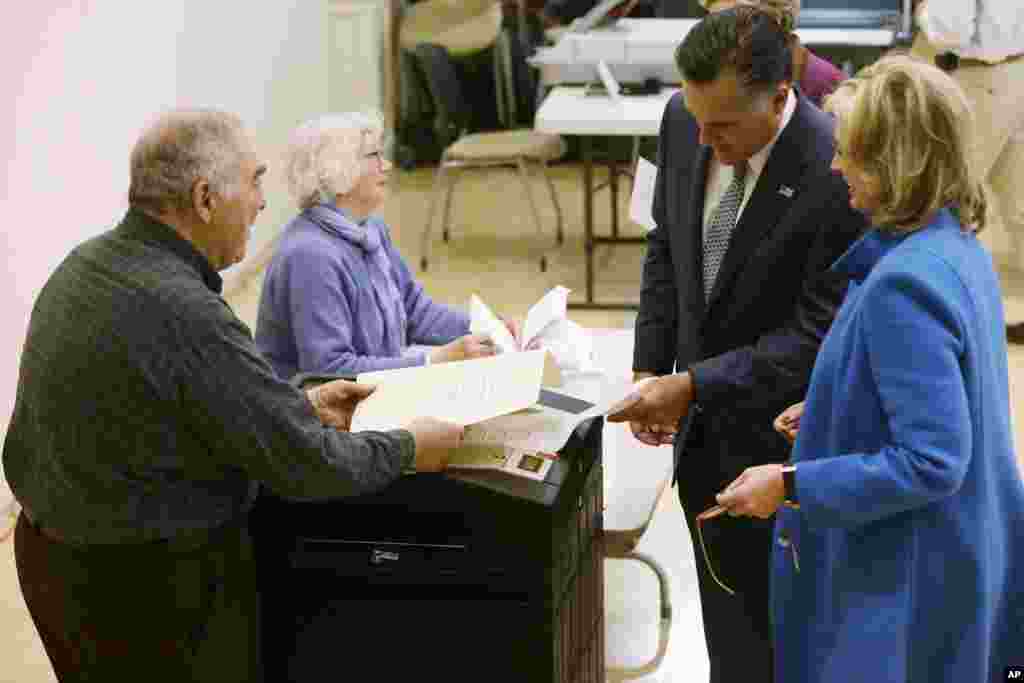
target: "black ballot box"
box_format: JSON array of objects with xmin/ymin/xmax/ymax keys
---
[{"xmin": 253, "ymin": 416, "xmax": 604, "ymax": 683}]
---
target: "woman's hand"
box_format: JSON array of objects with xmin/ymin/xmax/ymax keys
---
[
  {"xmin": 405, "ymin": 417, "xmax": 465, "ymax": 472},
  {"xmin": 715, "ymin": 464, "xmax": 785, "ymax": 519},
  {"xmin": 430, "ymin": 334, "xmax": 498, "ymax": 364},
  {"xmin": 774, "ymin": 401, "xmax": 804, "ymax": 445}
]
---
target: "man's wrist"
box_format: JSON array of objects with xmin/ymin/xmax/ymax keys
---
[
  {"xmin": 396, "ymin": 429, "xmax": 418, "ymax": 475},
  {"xmin": 672, "ymin": 371, "xmax": 696, "ymax": 406},
  {"xmin": 307, "ymin": 386, "xmax": 325, "ymax": 418}
]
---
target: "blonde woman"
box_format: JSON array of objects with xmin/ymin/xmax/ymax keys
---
[{"xmin": 716, "ymin": 56, "xmax": 1024, "ymax": 682}]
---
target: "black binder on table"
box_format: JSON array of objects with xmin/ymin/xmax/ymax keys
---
[{"xmin": 253, "ymin": 406, "xmax": 605, "ymax": 683}]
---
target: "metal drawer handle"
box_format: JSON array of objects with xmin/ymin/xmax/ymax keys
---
[{"xmin": 371, "ymin": 549, "xmax": 400, "ymax": 565}]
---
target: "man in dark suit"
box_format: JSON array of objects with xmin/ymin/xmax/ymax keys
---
[{"xmin": 608, "ymin": 7, "xmax": 866, "ymax": 682}]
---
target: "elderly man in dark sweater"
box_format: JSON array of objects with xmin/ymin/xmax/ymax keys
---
[{"xmin": 2, "ymin": 109, "xmax": 463, "ymax": 682}]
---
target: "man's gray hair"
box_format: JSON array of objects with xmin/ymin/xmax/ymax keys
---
[
  {"xmin": 285, "ymin": 112, "xmax": 384, "ymax": 210},
  {"xmin": 129, "ymin": 109, "xmax": 248, "ymax": 213}
]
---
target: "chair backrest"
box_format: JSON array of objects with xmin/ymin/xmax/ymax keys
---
[{"xmin": 412, "ymin": 43, "xmax": 472, "ymax": 147}]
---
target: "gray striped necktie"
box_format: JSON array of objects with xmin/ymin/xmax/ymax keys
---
[{"xmin": 703, "ymin": 160, "xmax": 749, "ymax": 299}]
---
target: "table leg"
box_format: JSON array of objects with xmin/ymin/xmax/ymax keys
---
[
  {"xmin": 610, "ymin": 158, "xmax": 619, "ymax": 239},
  {"xmin": 568, "ymin": 135, "xmax": 643, "ymax": 312},
  {"xmin": 583, "ymin": 135, "xmax": 595, "ymax": 305}
]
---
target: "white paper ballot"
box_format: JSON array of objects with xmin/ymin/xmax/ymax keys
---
[
  {"xmin": 351, "ymin": 350, "xmax": 552, "ymax": 432},
  {"xmin": 630, "ymin": 156, "xmax": 657, "ymax": 232},
  {"xmin": 469, "ymin": 286, "xmax": 595, "ymax": 378},
  {"xmin": 521, "ymin": 285, "xmax": 570, "ymax": 347},
  {"xmin": 469, "ymin": 294, "xmax": 519, "ymax": 353},
  {"xmin": 470, "ymin": 286, "xmax": 570, "ymax": 352}
]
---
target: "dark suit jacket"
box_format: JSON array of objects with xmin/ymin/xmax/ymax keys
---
[{"xmin": 634, "ymin": 92, "xmax": 867, "ymax": 502}]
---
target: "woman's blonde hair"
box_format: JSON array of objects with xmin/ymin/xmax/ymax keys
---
[
  {"xmin": 824, "ymin": 55, "xmax": 987, "ymax": 233},
  {"xmin": 284, "ymin": 111, "xmax": 384, "ymax": 210}
]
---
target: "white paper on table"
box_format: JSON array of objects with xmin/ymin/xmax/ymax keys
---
[
  {"xmin": 469, "ymin": 294, "xmax": 519, "ymax": 353},
  {"xmin": 463, "ymin": 380, "xmax": 636, "ymax": 453},
  {"xmin": 521, "ymin": 285, "xmax": 570, "ymax": 348},
  {"xmin": 630, "ymin": 156, "xmax": 657, "ymax": 232},
  {"xmin": 351, "ymin": 350, "xmax": 551, "ymax": 432},
  {"xmin": 470, "ymin": 286, "xmax": 570, "ymax": 352},
  {"xmin": 469, "ymin": 286, "xmax": 594, "ymax": 378}
]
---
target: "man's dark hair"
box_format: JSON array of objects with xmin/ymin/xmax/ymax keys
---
[{"xmin": 675, "ymin": 5, "xmax": 793, "ymax": 96}]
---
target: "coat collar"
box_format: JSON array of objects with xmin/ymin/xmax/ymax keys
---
[
  {"xmin": 117, "ymin": 207, "xmax": 223, "ymax": 293},
  {"xmin": 831, "ymin": 208, "xmax": 959, "ymax": 282}
]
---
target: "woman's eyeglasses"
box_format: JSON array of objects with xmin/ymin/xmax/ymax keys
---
[
  {"xmin": 696, "ymin": 505, "xmax": 737, "ymax": 596},
  {"xmin": 696, "ymin": 503, "xmax": 800, "ymax": 598}
]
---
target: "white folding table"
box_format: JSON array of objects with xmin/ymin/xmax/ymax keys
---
[{"xmin": 536, "ymin": 87, "xmax": 675, "ymax": 309}]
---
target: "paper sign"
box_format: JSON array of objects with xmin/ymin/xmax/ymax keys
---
[{"xmin": 630, "ymin": 156, "xmax": 657, "ymax": 232}]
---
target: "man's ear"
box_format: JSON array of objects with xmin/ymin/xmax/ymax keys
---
[
  {"xmin": 191, "ymin": 178, "xmax": 216, "ymax": 224},
  {"xmin": 773, "ymin": 82, "xmax": 791, "ymax": 114}
]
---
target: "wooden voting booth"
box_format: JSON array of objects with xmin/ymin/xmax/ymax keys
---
[{"xmin": 254, "ymin": 416, "xmax": 605, "ymax": 682}]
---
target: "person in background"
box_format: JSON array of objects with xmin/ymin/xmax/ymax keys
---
[
  {"xmin": 702, "ymin": 0, "xmax": 845, "ymax": 107},
  {"xmin": 910, "ymin": 0, "xmax": 1024, "ymax": 343},
  {"xmin": 607, "ymin": 7, "xmax": 867, "ymax": 682},
  {"xmin": 717, "ymin": 56, "xmax": 1024, "ymax": 683},
  {"xmin": 2, "ymin": 109, "xmax": 463, "ymax": 681},
  {"xmin": 255, "ymin": 112, "xmax": 515, "ymax": 380}
]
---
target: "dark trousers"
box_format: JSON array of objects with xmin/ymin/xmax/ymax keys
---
[
  {"xmin": 677, "ymin": 420, "xmax": 776, "ymax": 683},
  {"xmin": 14, "ymin": 512, "xmax": 262, "ymax": 682}
]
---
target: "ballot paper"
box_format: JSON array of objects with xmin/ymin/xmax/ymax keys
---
[
  {"xmin": 629, "ymin": 156, "xmax": 657, "ymax": 232},
  {"xmin": 348, "ymin": 346, "xmax": 636, "ymax": 474},
  {"xmin": 470, "ymin": 286, "xmax": 570, "ymax": 354},
  {"xmin": 470, "ymin": 287, "xmax": 598, "ymax": 375},
  {"xmin": 350, "ymin": 350, "xmax": 561, "ymax": 433},
  {"xmin": 462, "ymin": 381, "xmax": 628, "ymax": 454}
]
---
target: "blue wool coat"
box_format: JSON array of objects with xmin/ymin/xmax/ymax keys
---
[{"xmin": 773, "ymin": 209, "xmax": 1024, "ymax": 682}]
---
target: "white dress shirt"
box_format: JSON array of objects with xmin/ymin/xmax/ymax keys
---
[
  {"xmin": 917, "ymin": 0, "xmax": 1024, "ymax": 64},
  {"xmin": 702, "ymin": 89, "xmax": 798, "ymax": 240}
]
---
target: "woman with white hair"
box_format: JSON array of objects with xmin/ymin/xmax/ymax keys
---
[{"xmin": 256, "ymin": 112, "xmax": 505, "ymax": 379}]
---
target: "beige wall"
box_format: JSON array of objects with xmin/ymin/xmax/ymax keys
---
[{"xmin": 0, "ymin": 1, "xmax": 331, "ymax": 499}]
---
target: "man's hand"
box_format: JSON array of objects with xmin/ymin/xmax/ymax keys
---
[
  {"xmin": 715, "ymin": 464, "xmax": 785, "ymax": 519},
  {"xmin": 307, "ymin": 380, "xmax": 376, "ymax": 431},
  {"xmin": 608, "ymin": 372, "xmax": 696, "ymax": 446},
  {"xmin": 773, "ymin": 401, "xmax": 804, "ymax": 445},
  {"xmin": 624, "ymin": 372, "xmax": 668, "ymax": 446},
  {"xmin": 405, "ymin": 417, "xmax": 465, "ymax": 472},
  {"xmin": 430, "ymin": 334, "xmax": 498, "ymax": 364}
]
